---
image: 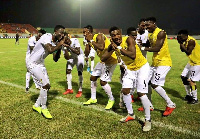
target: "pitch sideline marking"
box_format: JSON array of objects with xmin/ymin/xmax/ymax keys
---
[{"xmin": 0, "ymin": 80, "xmax": 199, "ymax": 137}]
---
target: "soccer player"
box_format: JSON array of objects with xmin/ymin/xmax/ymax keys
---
[
  {"xmin": 82, "ymin": 25, "xmax": 118, "ymax": 110},
  {"xmin": 177, "ymin": 30, "xmax": 200, "ymax": 104},
  {"xmin": 142, "ymin": 17, "xmax": 176, "ymax": 116},
  {"xmin": 62, "ymin": 33, "xmax": 85, "ymax": 98},
  {"xmin": 102, "ymin": 26, "xmax": 152, "ymax": 131},
  {"xmin": 15, "ymin": 32, "xmax": 19, "ymax": 45},
  {"xmin": 27, "ymin": 25, "xmax": 66, "ymax": 119},
  {"xmin": 25, "ymin": 29, "xmax": 46, "ymax": 92},
  {"xmin": 83, "ymin": 35, "xmax": 95, "ymax": 74}
]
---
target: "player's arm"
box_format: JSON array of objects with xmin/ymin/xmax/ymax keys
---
[
  {"xmin": 101, "ymin": 44, "xmax": 115, "ymax": 62},
  {"xmin": 53, "ymin": 49, "xmax": 61, "ymax": 62},
  {"xmin": 180, "ymin": 40, "xmax": 195, "ymax": 55},
  {"xmin": 84, "ymin": 43, "xmax": 90, "ymax": 57},
  {"xmin": 144, "ymin": 31, "xmax": 166, "ymax": 52},
  {"xmin": 119, "ymin": 37, "xmax": 136, "ymax": 60},
  {"xmin": 29, "ymin": 45, "xmax": 34, "ymax": 54},
  {"xmin": 89, "ymin": 34, "xmax": 105, "ymax": 51},
  {"xmin": 44, "ymin": 38, "xmax": 65, "ymax": 54}
]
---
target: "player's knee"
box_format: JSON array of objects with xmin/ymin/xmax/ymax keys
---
[
  {"xmin": 100, "ymin": 80, "xmax": 107, "ymax": 86},
  {"xmin": 78, "ymin": 71, "xmax": 82, "ymax": 76},
  {"xmin": 151, "ymin": 84, "xmax": 158, "ymax": 89},
  {"xmin": 66, "ymin": 69, "xmax": 71, "ymax": 74},
  {"xmin": 137, "ymin": 92, "xmax": 145, "ymax": 97},
  {"xmin": 42, "ymin": 83, "xmax": 50, "ymax": 90},
  {"xmin": 90, "ymin": 76, "xmax": 97, "ymax": 81},
  {"xmin": 91, "ymin": 57, "xmax": 94, "ymax": 61},
  {"xmin": 121, "ymin": 88, "xmax": 130, "ymax": 95},
  {"xmin": 181, "ymin": 76, "xmax": 189, "ymax": 85}
]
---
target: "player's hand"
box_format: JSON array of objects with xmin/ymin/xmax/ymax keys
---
[
  {"xmin": 110, "ymin": 39, "xmax": 117, "ymax": 50},
  {"xmin": 85, "ymin": 31, "xmax": 93, "ymax": 42}
]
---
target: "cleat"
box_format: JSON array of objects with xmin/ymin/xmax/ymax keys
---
[
  {"xmin": 189, "ymin": 99, "xmax": 198, "ymax": 104},
  {"xmin": 87, "ymin": 67, "xmax": 90, "ymax": 72},
  {"xmin": 41, "ymin": 108, "xmax": 52, "ymax": 119},
  {"xmin": 25, "ymin": 88, "xmax": 29, "ymax": 93},
  {"xmin": 184, "ymin": 95, "xmax": 193, "ymax": 102},
  {"xmin": 63, "ymin": 89, "xmax": 73, "ymax": 95},
  {"xmin": 90, "ymin": 71, "xmax": 93, "ymax": 75},
  {"xmin": 120, "ymin": 114, "xmax": 135, "ymax": 123},
  {"xmin": 32, "ymin": 105, "xmax": 42, "ymax": 114},
  {"xmin": 138, "ymin": 106, "xmax": 154, "ymax": 111},
  {"xmin": 83, "ymin": 98, "xmax": 97, "ymax": 105},
  {"xmin": 119, "ymin": 102, "xmax": 126, "ymax": 109},
  {"xmin": 143, "ymin": 120, "xmax": 151, "ymax": 132},
  {"xmin": 105, "ymin": 100, "xmax": 115, "ymax": 110},
  {"xmin": 163, "ymin": 105, "xmax": 175, "ymax": 116},
  {"xmin": 76, "ymin": 91, "xmax": 82, "ymax": 98}
]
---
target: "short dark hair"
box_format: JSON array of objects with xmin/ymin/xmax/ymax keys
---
[
  {"xmin": 84, "ymin": 25, "xmax": 93, "ymax": 33},
  {"xmin": 139, "ymin": 18, "xmax": 146, "ymax": 24},
  {"xmin": 38, "ymin": 29, "xmax": 46, "ymax": 34},
  {"xmin": 54, "ymin": 25, "xmax": 65, "ymax": 32},
  {"xmin": 178, "ymin": 29, "xmax": 188, "ymax": 35},
  {"xmin": 145, "ymin": 17, "xmax": 157, "ymax": 23},
  {"xmin": 109, "ymin": 26, "xmax": 120, "ymax": 34},
  {"xmin": 127, "ymin": 27, "xmax": 136, "ymax": 35}
]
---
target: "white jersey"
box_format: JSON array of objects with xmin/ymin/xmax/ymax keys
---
[
  {"xmin": 136, "ymin": 30, "xmax": 148, "ymax": 58},
  {"xmin": 136, "ymin": 30, "xmax": 148, "ymax": 44},
  {"xmin": 63, "ymin": 38, "xmax": 84, "ymax": 57},
  {"xmin": 26, "ymin": 36, "xmax": 36, "ymax": 55},
  {"xmin": 28, "ymin": 33, "xmax": 55, "ymax": 65}
]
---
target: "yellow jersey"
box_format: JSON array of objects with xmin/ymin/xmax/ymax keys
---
[
  {"xmin": 116, "ymin": 36, "xmax": 147, "ymax": 71},
  {"xmin": 91, "ymin": 34, "xmax": 117, "ymax": 65},
  {"xmin": 184, "ymin": 35, "xmax": 200, "ymax": 66},
  {"xmin": 148, "ymin": 27, "xmax": 172, "ymax": 67}
]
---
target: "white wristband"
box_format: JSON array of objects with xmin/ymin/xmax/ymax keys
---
[
  {"xmin": 141, "ymin": 47, "xmax": 145, "ymax": 51},
  {"xmin": 90, "ymin": 40, "xmax": 94, "ymax": 43},
  {"xmin": 117, "ymin": 46, "xmax": 122, "ymax": 50}
]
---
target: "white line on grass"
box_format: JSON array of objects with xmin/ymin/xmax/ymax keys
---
[{"xmin": 0, "ymin": 80, "xmax": 199, "ymax": 137}]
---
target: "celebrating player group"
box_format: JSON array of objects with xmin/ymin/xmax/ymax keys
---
[{"xmin": 25, "ymin": 17, "xmax": 200, "ymax": 132}]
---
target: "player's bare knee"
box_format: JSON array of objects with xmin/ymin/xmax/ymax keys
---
[
  {"xmin": 90, "ymin": 75, "xmax": 97, "ymax": 81},
  {"xmin": 137, "ymin": 92, "xmax": 145, "ymax": 97},
  {"xmin": 121, "ymin": 88, "xmax": 130, "ymax": 95},
  {"xmin": 100, "ymin": 80, "xmax": 107, "ymax": 86},
  {"xmin": 78, "ymin": 71, "xmax": 82, "ymax": 76},
  {"xmin": 91, "ymin": 57, "xmax": 94, "ymax": 61},
  {"xmin": 42, "ymin": 83, "xmax": 50, "ymax": 90},
  {"xmin": 66, "ymin": 69, "xmax": 71, "ymax": 74},
  {"xmin": 151, "ymin": 84, "xmax": 158, "ymax": 89}
]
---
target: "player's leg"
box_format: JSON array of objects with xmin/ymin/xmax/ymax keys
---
[
  {"xmin": 151, "ymin": 66, "xmax": 175, "ymax": 116},
  {"xmin": 63, "ymin": 59, "xmax": 74, "ymax": 95},
  {"xmin": 181, "ymin": 63, "xmax": 192, "ymax": 101},
  {"xmin": 188, "ymin": 65, "xmax": 200, "ymax": 104},
  {"xmin": 25, "ymin": 70, "xmax": 31, "ymax": 92},
  {"xmin": 100, "ymin": 64, "xmax": 117, "ymax": 110},
  {"xmin": 90, "ymin": 56, "xmax": 95, "ymax": 74},
  {"xmin": 83, "ymin": 62, "xmax": 102, "ymax": 105},
  {"xmin": 85, "ymin": 57, "xmax": 90, "ymax": 72},
  {"xmin": 76, "ymin": 55, "xmax": 84, "ymax": 98},
  {"xmin": 136, "ymin": 63, "xmax": 151, "ymax": 131}
]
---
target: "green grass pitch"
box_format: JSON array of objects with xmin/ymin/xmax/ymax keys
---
[{"xmin": 0, "ymin": 38, "xmax": 199, "ymax": 138}]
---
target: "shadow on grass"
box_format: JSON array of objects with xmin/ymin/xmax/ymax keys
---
[
  {"xmin": 30, "ymin": 90, "xmax": 59, "ymax": 106},
  {"xmin": 58, "ymin": 81, "xmax": 78, "ymax": 90},
  {"xmin": 164, "ymin": 87, "xmax": 184, "ymax": 100}
]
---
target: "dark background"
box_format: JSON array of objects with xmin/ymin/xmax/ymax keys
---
[{"xmin": 1, "ymin": 0, "xmax": 200, "ymax": 34}]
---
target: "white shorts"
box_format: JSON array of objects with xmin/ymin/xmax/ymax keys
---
[
  {"xmin": 27, "ymin": 63, "xmax": 50, "ymax": 86},
  {"xmin": 122, "ymin": 62, "xmax": 150, "ymax": 93},
  {"xmin": 181, "ymin": 63, "xmax": 200, "ymax": 81},
  {"xmin": 67, "ymin": 54, "xmax": 84, "ymax": 72},
  {"xmin": 88, "ymin": 47, "xmax": 96, "ymax": 58},
  {"xmin": 149, "ymin": 66, "xmax": 171, "ymax": 86},
  {"xmin": 92, "ymin": 62, "xmax": 117, "ymax": 82}
]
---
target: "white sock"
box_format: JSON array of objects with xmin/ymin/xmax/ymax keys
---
[
  {"xmin": 123, "ymin": 93, "xmax": 133, "ymax": 115},
  {"xmin": 147, "ymin": 85, "xmax": 152, "ymax": 102},
  {"xmin": 26, "ymin": 72, "xmax": 31, "ymax": 88},
  {"xmin": 184, "ymin": 85, "xmax": 191, "ymax": 96},
  {"xmin": 67, "ymin": 74, "xmax": 72, "ymax": 89},
  {"xmin": 140, "ymin": 95, "xmax": 151, "ymax": 121},
  {"xmin": 91, "ymin": 60, "xmax": 94, "ymax": 71},
  {"xmin": 154, "ymin": 86, "xmax": 174, "ymax": 106},
  {"xmin": 78, "ymin": 75, "xmax": 83, "ymax": 91},
  {"xmin": 91, "ymin": 81, "xmax": 97, "ymax": 100},
  {"xmin": 40, "ymin": 88, "xmax": 48, "ymax": 109},
  {"xmin": 102, "ymin": 83, "xmax": 114, "ymax": 101},
  {"xmin": 191, "ymin": 89, "xmax": 197, "ymax": 100},
  {"xmin": 35, "ymin": 97, "xmax": 41, "ymax": 107}
]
